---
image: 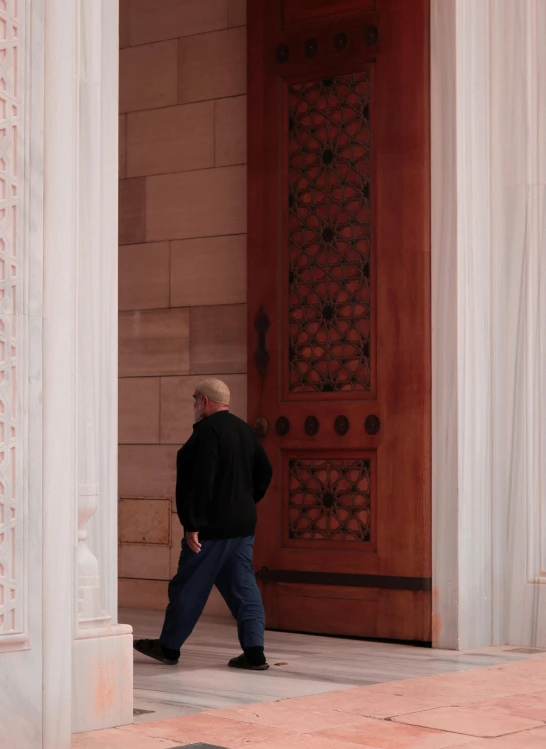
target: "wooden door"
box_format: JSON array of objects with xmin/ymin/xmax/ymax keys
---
[{"xmin": 247, "ymin": 0, "xmax": 431, "ymax": 642}]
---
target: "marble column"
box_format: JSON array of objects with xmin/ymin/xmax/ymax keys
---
[
  {"xmin": 71, "ymin": 0, "xmax": 133, "ymax": 734},
  {"xmin": 1, "ymin": 0, "xmax": 131, "ymax": 746},
  {"xmin": 0, "ymin": 2, "xmax": 46, "ymax": 748},
  {"xmin": 431, "ymin": 0, "xmax": 492, "ymax": 651},
  {"xmin": 432, "ymin": 0, "xmax": 546, "ymax": 649},
  {"xmin": 489, "ymin": 0, "xmax": 546, "ymax": 647},
  {"xmin": 42, "ymin": 0, "xmax": 78, "ymax": 742}
]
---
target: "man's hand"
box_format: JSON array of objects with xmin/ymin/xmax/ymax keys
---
[{"xmin": 186, "ymin": 531, "xmax": 201, "ymax": 554}]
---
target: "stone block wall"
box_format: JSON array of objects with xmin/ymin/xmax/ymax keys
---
[{"xmin": 118, "ymin": 0, "xmax": 247, "ymax": 612}]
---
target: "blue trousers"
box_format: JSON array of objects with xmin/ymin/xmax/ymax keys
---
[{"xmin": 159, "ymin": 535, "xmax": 265, "ymax": 654}]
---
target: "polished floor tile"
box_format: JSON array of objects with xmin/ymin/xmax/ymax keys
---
[
  {"xmin": 208, "ymin": 702, "xmax": 378, "ymax": 733},
  {"xmin": 465, "ymin": 690, "xmax": 546, "ymax": 722},
  {"xmin": 124, "ymin": 607, "xmax": 537, "ymax": 722},
  {"xmin": 315, "ymin": 721, "xmax": 477, "ymax": 748},
  {"xmin": 72, "ymin": 632, "xmax": 546, "ymax": 749},
  {"xmin": 463, "ymin": 726, "xmax": 546, "ymax": 747},
  {"xmin": 284, "ymin": 687, "xmax": 456, "ymax": 716},
  {"xmin": 72, "ymin": 728, "xmax": 182, "ymax": 748},
  {"xmin": 120, "ymin": 713, "xmax": 298, "ymax": 747},
  {"xmin": 364, "ymin": 670, "xmax": 544, "ymax": 706},
  {"xmin": 393, "ymin": 706, "xmax": 544, "ymax": 737},
  {"xmin": 240, "ymin": 736, "xmax": 381, "ymax": 749}
]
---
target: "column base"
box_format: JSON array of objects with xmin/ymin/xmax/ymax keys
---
[{"xmin": 72, "ymin": 624, "xmax": 133, "ymax": 734}]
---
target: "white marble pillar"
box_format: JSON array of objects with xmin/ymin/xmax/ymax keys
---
[
  {"xmin": 71, "ymin": 0, "xmax": 133, "ymax": 734},
  {"xmin": 432, "ymin": 0, "xmax": 546, "ymax": 649},
  {"xmin": 1, "ymin": 1, "xmax": 130, "ymax": 744},
  {"xmin": 431, "ymin": 0, "xmax": 492, "ymax": 650},
  {"xmin": 0, "ymin": 2, "xmax": 46, "ymax": 748},
  {"xmin": 490, "ymin": 0, "xmax": 546, "ymax": 647},
  {"xmin": 42, "ymin": 0, "xmax": 78, "ymax": 743}
]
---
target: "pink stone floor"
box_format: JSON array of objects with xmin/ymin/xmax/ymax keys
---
[{"xmin": 73, "ymin": 656, "xmax": 546, "ymax": 749}]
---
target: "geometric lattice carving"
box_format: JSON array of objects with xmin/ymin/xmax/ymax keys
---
[
  {"xmin": 288, "ymin": 458, "xmax": 372, "ymax": 541},
  {"xmin": 287, "ymin": 72, "xmax": 372, "ymax": 392},
  {"xmin": 0, "ymin": 0, "xmax": 21, "ymax": 636}
]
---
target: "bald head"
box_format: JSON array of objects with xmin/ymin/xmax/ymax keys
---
[
  {"xmin": 196, "ymin": 378, "xmax": 230, "ymax": 406},
  {"xmin": 193, "ymin": 378, "xmax": 230, "ymax": 422}
]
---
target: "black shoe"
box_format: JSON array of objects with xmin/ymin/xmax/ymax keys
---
[
  {"xmin": 228, "ymin": 653, "xmax": 270, "ymax": 671},
  {"xmin": 133, "ymin": 638, "xmax": 179, "ymax": 665}
]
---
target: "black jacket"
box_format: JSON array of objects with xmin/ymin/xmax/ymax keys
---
[{"xmin": 175, "ymin": 410, "xmax": 273, "ymax": 539}]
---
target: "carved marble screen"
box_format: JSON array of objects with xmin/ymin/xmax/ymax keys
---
[{"xmin": 0, "ymin": 0, "xmax": 25, "ymax": 645}]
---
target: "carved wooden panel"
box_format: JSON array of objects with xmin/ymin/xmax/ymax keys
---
[
  {"xmin": 288, "ymin": 457, "xmax": 372, "ymax": 542},
  {"xmin": 0, "ymin": 0, "xmax": 22, "ymax": 639},
  {"xmin": 287, "ymin": 72, "xmax": 372, "ymax": 393}
]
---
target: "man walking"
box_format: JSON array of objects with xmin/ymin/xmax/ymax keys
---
[{"xmin": 134, "ymin": 378, "xmax": 273, "ymax": 670}]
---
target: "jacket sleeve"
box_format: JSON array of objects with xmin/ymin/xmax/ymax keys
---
[
  {"xmin": 252, "ymin": 439, "xmax": 273, "ymax": 503},
  {"xmin": 176, "ymin": 426, "xmax": 219, "ymax": 532}
]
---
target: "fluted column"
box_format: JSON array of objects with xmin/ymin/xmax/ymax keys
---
[
  {"xmin": 43, "ymin": 0, "xmax": 77, "ymax": 744},
  {"xmin": 432, "ymin": 0, "xmax": 546, "ymax": 650},
  {"xmin": 75, "ymin": 0, "xmax": 110, "ymax": 632},
  {"xmin": 71, "ymin": 0, "xmax": 133, "ymax": 733},
  {"xmin": 431, "ymin": 0, "xmax": 492, "ymax": 651},
  {"xmin": 1, "ymin": 0, "xmax": 131, "ymax": 745}
]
